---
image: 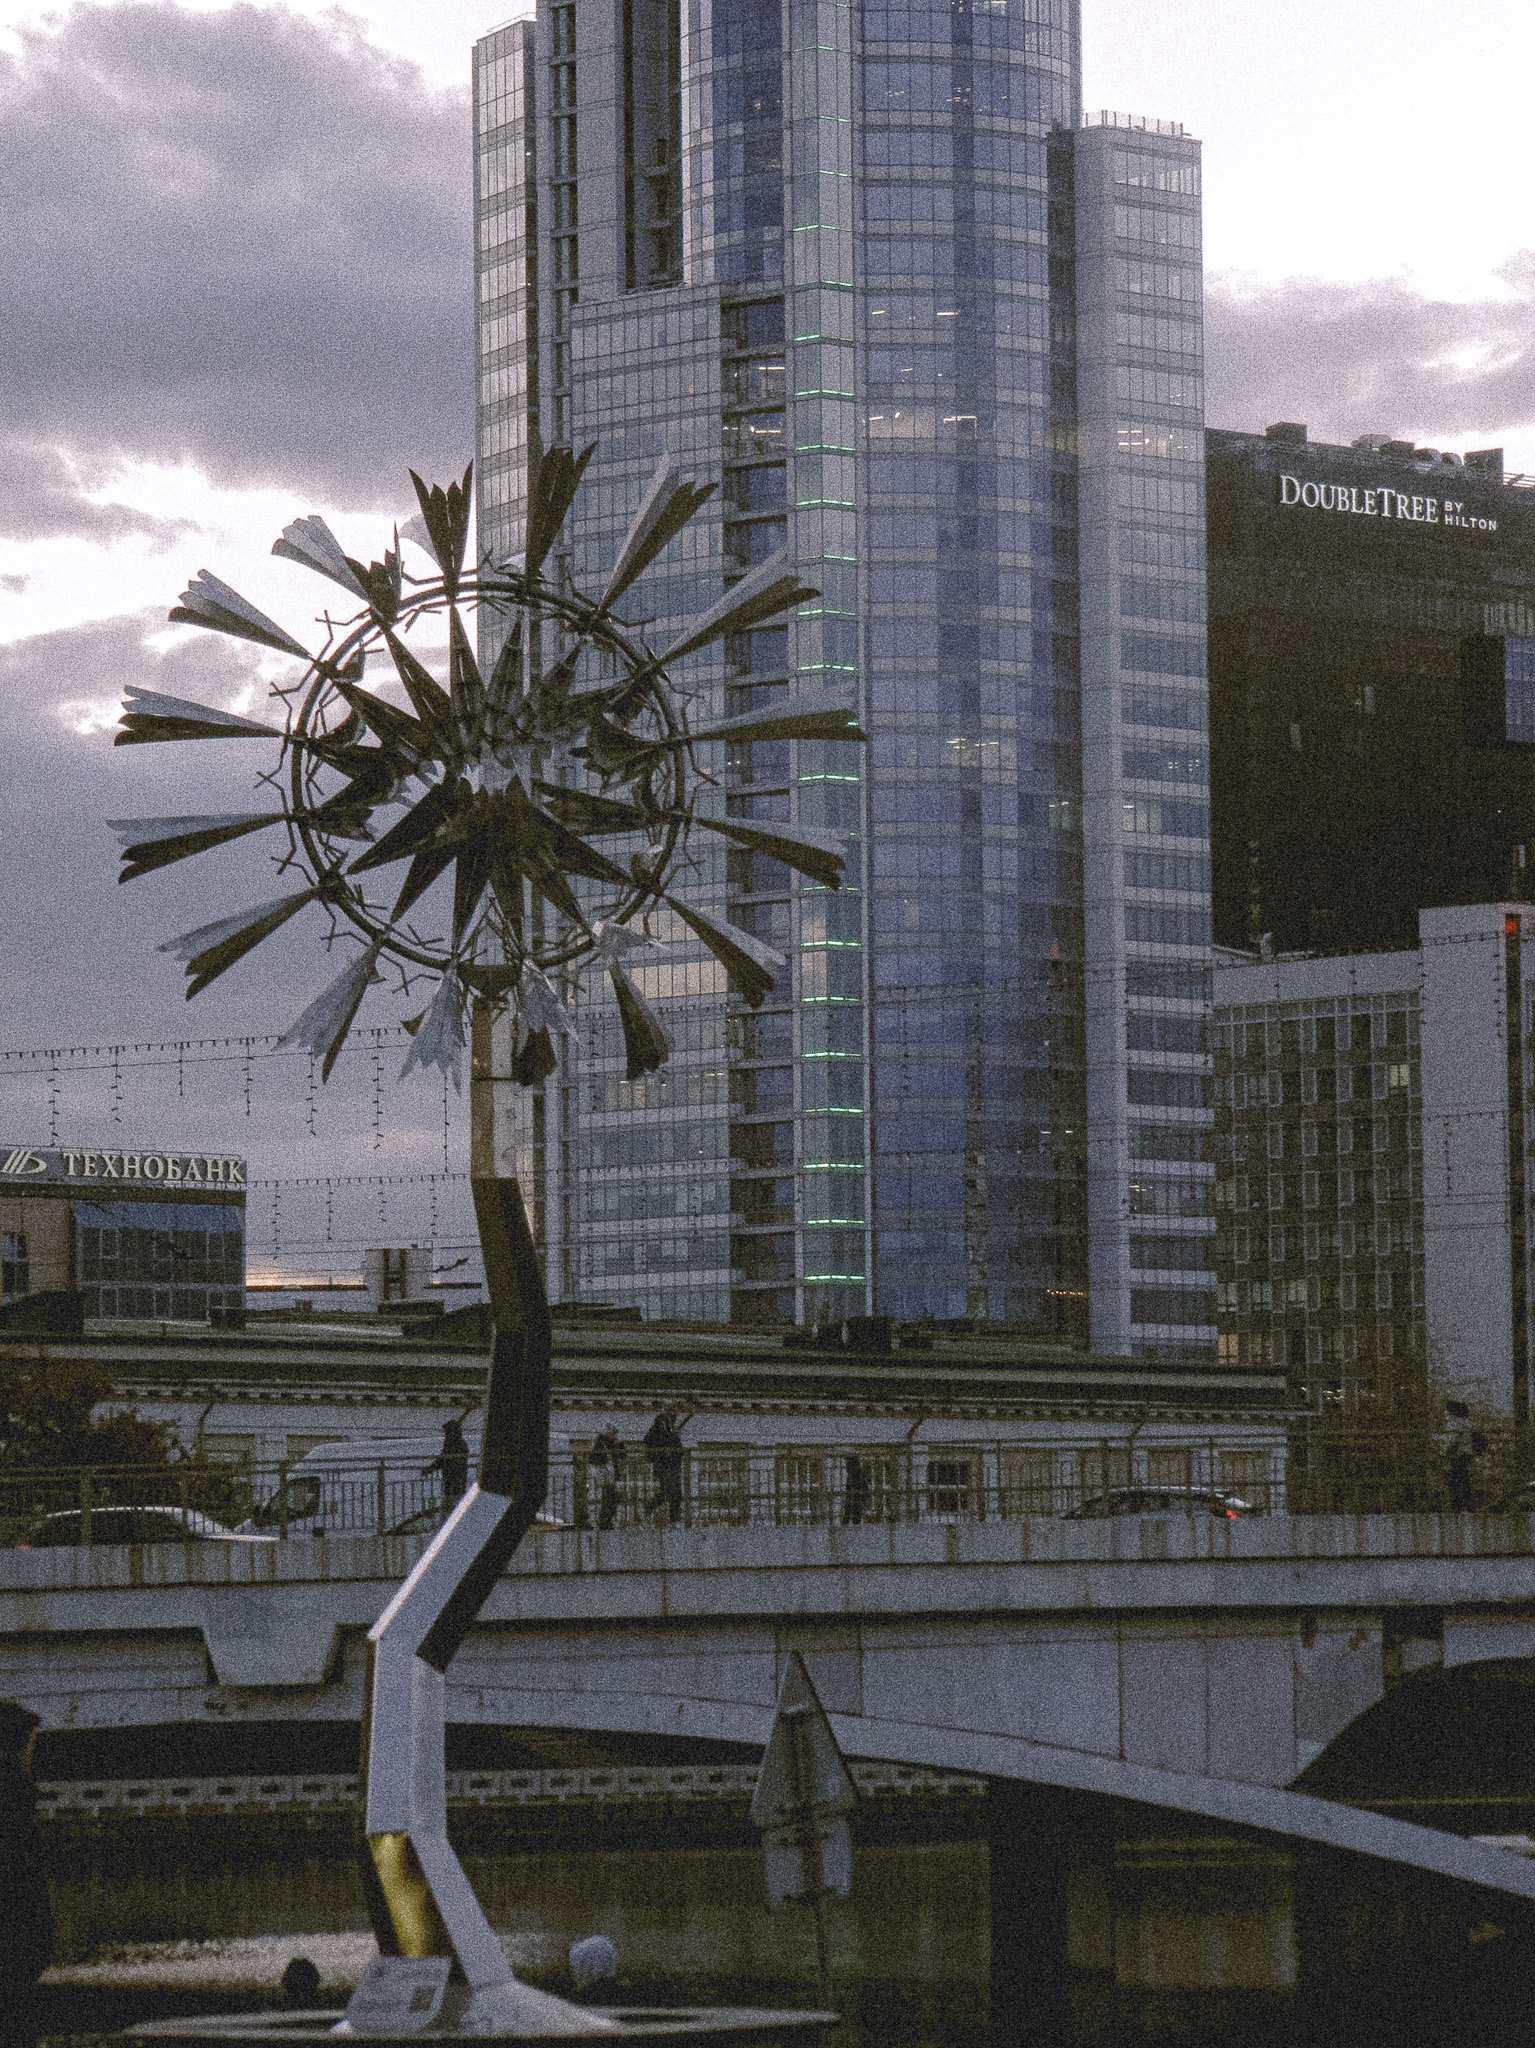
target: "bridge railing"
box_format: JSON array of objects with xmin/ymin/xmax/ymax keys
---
[{"xmin": 2, "ymin": 1427, "xmax": 1527, "ymax": 1546}]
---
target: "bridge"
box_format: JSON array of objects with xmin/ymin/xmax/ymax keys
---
[{"xmin": 8, "ymin": 1511, "xmax": 1535, "ymax": 1903}]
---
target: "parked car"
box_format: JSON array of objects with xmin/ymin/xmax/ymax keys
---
[
  {"xmin": 237, "ymin": 1435, "xmax": 572, "ymax": 1539},
  {"xmin": 1061, "ymin": 1487, "xmax": 1255, "ymax": 1521},
  {"xmin": 15, "ymin": 1506, "xmax": 277, "ymax": 1548},
  {"xmin": 238, "ymin": 1436, "xmax": 462, "ymax": 1539}
]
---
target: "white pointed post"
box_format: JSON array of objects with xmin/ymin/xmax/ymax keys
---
[{"xmin": 750, "ymin": 1653, "xmax": 857, "ymax": 2004}]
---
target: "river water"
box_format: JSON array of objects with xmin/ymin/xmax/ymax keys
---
[
  {"xmin": 42, "ymin": 1825, "xmax": 1531, "ymax": 2046},
  {"xmin": 43, "ymin": 1839, "xmax": 989, "ymax": 2048}
]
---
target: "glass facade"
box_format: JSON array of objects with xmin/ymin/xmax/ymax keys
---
[
  {"xmin": 1506, "ymin": 635, "xmax": 1535, "ymax": 746},
  {"xmin": 1, "ymin": 1231, "xmax": 27, "ymax": 1302},
  {"xmin": 475, "ymin": 3, "xmax": 1212, "ymax": 1352},
  {"xmin": 73, "ymin": 1199, "xmax": 245, "ymax": 1322},
  {"xmin": 1070, "ymin": 119, "xmax": 1213, "ymax": 1358}
]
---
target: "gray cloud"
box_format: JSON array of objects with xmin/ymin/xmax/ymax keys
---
[
  {"xmin": 0, "ymin": 442, "xmax": 199, "ymax": 545},
  {"xmin": 1, "ymin": 610, "xmax": 312, "ymax": 1045},
  {"xmin": 1205, "ymin": 258, "xmax": 1535, "ymax": 452},
  {"xmin": 0, "ymin": 3, "xmax": 472, "ymax": 530}
]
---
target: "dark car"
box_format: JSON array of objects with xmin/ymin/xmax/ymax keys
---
[
  {"xmin": 384, "ymin": 1503, "xmax": 572, "ymax": 1538},
  {"xmin": 15, "ymin": 1507, "xmax": 276, "ymax": 1548},
  {"xmin": 1062, "ymin": 1487, "xmax": 1255, "ymax": 1521}
]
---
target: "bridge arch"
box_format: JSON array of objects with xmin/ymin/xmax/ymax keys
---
[{"xmin": 480, "ymin": 1682, "xmax": 1535, "ymax": 1905}]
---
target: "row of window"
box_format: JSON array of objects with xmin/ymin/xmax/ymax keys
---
[
  {"xmin": 78, "ymin": 1288, "xmax": 244, "ymax": 1323},
  {"xmin": 1212, "ymin": 1061, "xmax": 1415, "ymax": 1105},
  {"xmin": 1232, "ymin": 1117, "xmax": 1414, "ymax": 1160},
  {"xmin": 1215, "ymin": 1011, "xmax": 1416, "ymax": 1054},
  {"xmin": 1225, "ymin": 1220, "xmax": 1416, "ymax": 1261},
  {"xmin": 1214, "ymin": 1166, "xmax": 1421, "ymax": 1210},
  {"xmin": 1218, "ymin": 1326, "xmax": 1418, "ymax": 1367},
  {"xmin": 1219, "ymin": 1272, "xmax": 1418, "ymax": 1313}
]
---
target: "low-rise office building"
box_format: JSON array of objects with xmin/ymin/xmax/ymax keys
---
[
  {"xmin": 1213, "ymin": 904, "xmax": 1535, "ymax": 1420},
  {"xmin": 0, "ymin": 1143, "xmax": 245, "ymax": 1323},
  {"xmin": 0, "ymin": 1312, "xmax": 1291, "ymax": 1529}
]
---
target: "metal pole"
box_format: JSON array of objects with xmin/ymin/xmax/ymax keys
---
[
  {"xmin": 80, "ymin": 1468, "xmax": 93, "ymax": 1547},
  {"xmin": 790, "ymin": 1715, "xmax": 831, "ymax": 2008},
  {"xmin": 378, "ymin": 1459, "xmax": 388, "ymax": 1537},
  {"xmin": 278, "ymin": 1459, "xmax": 290, "ymax": 1541},
  {"xmin": 355, "ymin": 998, "xmax": 577, "ymax": 2029}
]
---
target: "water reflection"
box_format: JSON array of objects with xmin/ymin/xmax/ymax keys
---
[{"xmin": 46, "ymin": 1841, "xmax": 989, "ymax": 2048}]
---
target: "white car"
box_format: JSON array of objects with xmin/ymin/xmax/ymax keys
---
[{"xmin": 17, "ymin": 1506, "xmax": 277, "ymax": 1547}]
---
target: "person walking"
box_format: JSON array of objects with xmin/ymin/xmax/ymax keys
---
[
  {"xmin": 643, "ymin": 1410, "xmax": 690, "ymax": 1526},
  {"xmin": 589, "ymin": 1425, "xmax": 624, "ymax": 1531},
  {"xmin": 842, "ymin": 1452, "xmax": 871, "ymax": 1525},
  {"xmin": 424, "ymin": 1417, "xmax": 471, "ymax": 1512},
  {"xmin": 0, "ymin": 1701, "xmax": 54, "ymax": 2048}
]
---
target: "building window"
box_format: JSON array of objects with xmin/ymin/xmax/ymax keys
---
[
  {"xmin": 1, "ymin": 1232, "xmax": 27, "ymax": 1301},
  {"xmin": 1506, "ymin": 637, "xmax": 1535, "ymax": 744}
]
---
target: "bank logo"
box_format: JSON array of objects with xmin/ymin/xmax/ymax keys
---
[{"xmin": 1, "ymin": 1148, "xmax": 47, "ymax": 1176}]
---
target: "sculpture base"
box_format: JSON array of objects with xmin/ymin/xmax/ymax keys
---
[{"xmin": 127, "ymin": 2007, "xmax": 837, "ymax": 2048}]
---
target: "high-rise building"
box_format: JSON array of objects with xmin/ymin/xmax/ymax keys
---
[
  {"xmin": 473, "ymin": 6, "xmax": 1213, "ymax": 1353},
  {"xmin": 1207, "ymin": 424, "xmax": 1535, "ymax": 959},
  {"xmin": 1211, "ymin": 904, "xmax": 1535, "ymax": 1423}
]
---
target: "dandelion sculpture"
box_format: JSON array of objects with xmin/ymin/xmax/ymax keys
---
[{"xmin": 113, "ymin": 449, "xmax": 865, "ymax": 2041}]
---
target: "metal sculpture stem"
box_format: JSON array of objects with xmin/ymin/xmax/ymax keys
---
[{"xmin": 357, "ymin": 1001, "xmax": 566, "ymax": 2004}]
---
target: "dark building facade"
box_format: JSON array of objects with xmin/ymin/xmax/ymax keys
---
[{"xmin": 1207, "ymin": 424, "xmax": 1535, "ymax": 957}]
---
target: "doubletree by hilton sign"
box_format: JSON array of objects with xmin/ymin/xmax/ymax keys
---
[
  {"xmin": 1279, "ymin": 473, "xmax": 1498, "ymax": 533},
  {"xmin": 0, "ymin": 1146, "xmax": 246, "ymax": 1188}
]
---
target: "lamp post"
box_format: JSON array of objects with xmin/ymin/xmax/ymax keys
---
[{"xmin": 111, "ymin": 447, "xmax": 865, "ymax": 2043}]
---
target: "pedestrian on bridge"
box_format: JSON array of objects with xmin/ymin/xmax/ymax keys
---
[
  {"xmin": 0, "ymin": 1701, "xmax": 53, "ymax": 2048},
  {"xmin": 644, "ymin": 1410, "xmax": 690, "ymax": 1525},
  {"xmin": 424, "ymin": 1417, "xmax": 470, "ymax": 1511},
  {"xmin": 589, "ymin": 1426, "xmax": 624, "ymax": 1531}
]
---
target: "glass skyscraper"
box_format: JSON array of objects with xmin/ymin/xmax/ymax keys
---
[{"xmin": 473, "ymin": 1, "xmax": 1214, "ymax": 1355}]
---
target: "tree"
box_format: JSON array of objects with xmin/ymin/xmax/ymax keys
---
[{"xmin": 0, "ymin": 1350, "xmax": 176, "ymax": 1469}]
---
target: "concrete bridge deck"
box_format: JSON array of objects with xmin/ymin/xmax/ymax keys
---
[{"xmin": 8, "ymin": 1512, "xmax": 1535, "ymax": 1903}]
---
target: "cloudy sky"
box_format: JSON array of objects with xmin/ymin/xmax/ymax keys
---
[{"xmin": 1, "ymin": 0, "xmax": 1532, "ymax": 1263}]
